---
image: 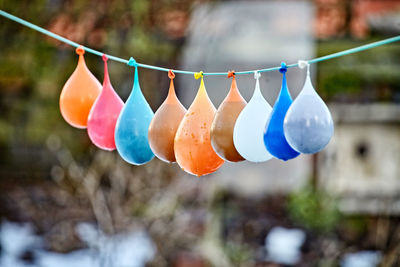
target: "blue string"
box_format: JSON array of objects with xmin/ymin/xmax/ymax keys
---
[{"xmin": 1, "ymin": 9, "xmax": 400, "ymax": 76}]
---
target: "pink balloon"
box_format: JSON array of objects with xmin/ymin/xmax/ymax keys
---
[{"xmin": 87, "ymin": 55, "xmax": 124, "ymax": 150}]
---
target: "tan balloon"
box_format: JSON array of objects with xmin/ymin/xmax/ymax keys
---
[
  {"xmin": 148, "ymin": 71, "xmax": 186, "ymax": 163},
  {"xmin": 211, "ymin": 73, "xmax": 247, "ymax": 162}
]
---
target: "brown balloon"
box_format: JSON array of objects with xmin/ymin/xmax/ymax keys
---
[
  {"xmin": 210, "ymin": 71, "xmax": 247, "ymax": 162},
  {"xmin": 148, "ymin": 70, "xmax": 187, "ymax": 163}
]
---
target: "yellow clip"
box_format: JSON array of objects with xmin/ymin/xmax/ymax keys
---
[{"xmin": 194, "ymin": 71, "xmax": 203, "ymax": 80}]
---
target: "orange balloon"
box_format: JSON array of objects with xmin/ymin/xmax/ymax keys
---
[
  {"xmin": 211, "ymin": 72, "xmax": 247, "ymax": 162},
  {"xmin": 60, "ymin": 46, "xmax": 101, "ymax": 128},
  {"xmin": 174, "ymin": 73, "xmax": 224, "ymax": 176},
  {"xmin": 148, "ymin": 70, "xmax": 187, "ymax": 163}
]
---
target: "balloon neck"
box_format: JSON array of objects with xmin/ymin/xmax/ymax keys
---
[
  {"xmin": 196, "ymin": 78, "xmax": 209, "ymax": 99},
  {"xmin": 166, "ymin": 80, "xmax": 177, "ymax": 103},
  {"xmin": 125, "ymin": 67, "xmax": 142, "ymax": 103},
  {"xmin": 134, "ymin": 67, "xmax": 140, "ymax": 91},
  {"xmin": 78, "ymin": 54, "xmax": 86, "ymax": 66},
  {"xmin": 279, "ymin": 74, "xmax": 290, "ymax": 97},
  {"xmin": 199, "ymin": 78, "xmax": 205, "ymax": 93},
  {"xmin": 103, "ymin": 60, "xmax": 111, "ymax": 86},
  {"xmin": 303, "ymin": 74, "xmax": 315, "ymax": 94},
  {"xmin": 252, "ymin": 79, "xmax": 262, "ymax": 99},
  {"xmin": 228, "ymin": 78, "xmax": 244, "ymax": 101}
]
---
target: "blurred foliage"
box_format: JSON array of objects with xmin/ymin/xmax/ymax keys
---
[
  {"xmin": 288, "ymin": 183, "xmax": 341, "ymax": 232},
  {"xmin": 224, "ymin": 241, "xmax": 253, "ymax": 266},
  {"xmin": 0, "ymin": 0, "xmax": 194, "ymax": 178},
  {"xmin": 317, "ymin": 39, "xmax": 400, "ymax": 102}
]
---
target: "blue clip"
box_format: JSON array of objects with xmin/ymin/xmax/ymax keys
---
[{"xmin": 279, "ymin": 62, "xmax": 287, "ymax": 74}]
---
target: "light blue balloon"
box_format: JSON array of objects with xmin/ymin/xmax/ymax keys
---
[
  {"xmin": 115, "ymin": 66, "xmax": 154, "ymax": 165},
  {"xmin": 284, "ymin": 71, "xmax": 334, "ymax": 154},
  {"xmin": 264, "ymin": 64, "xmax": 300, "ymax": 161}
]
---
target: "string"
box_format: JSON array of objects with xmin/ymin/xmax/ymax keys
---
[{"xmin": 1, "ymin": 9, "xmax": 400, "ymax": 76}]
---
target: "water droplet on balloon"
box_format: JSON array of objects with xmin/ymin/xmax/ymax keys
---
[
  {"xmin": 284, "ymin": 69, "xmax": 334, "ymax": 154},
  {"xmin": 87, "ymin": 55, "xmax": 124, "ymax": 151},
  {"xmin": 148, "ymin": 71, "xmax": 186, "ymax": 163},
  {"xmin": 211, "ymin": 73, "xmax": 246, "ymax": 162},
  {"xmin": 174, "ymin": 75, "xmax": 224, "ymax": 176},
  {"xmin": 233, "ymin": 72, "xmax": 272, "ymax": 162},
  {"xmin": 115, "ymin": 67, "xmax": 154, "ymax": 165},
  {"xmin": 60, "ymin": 46, "xmax": 101, "ymax": 128},
  {"xmin": 264, "ymin": 64, "xmax": 300, "ymax": 161}
]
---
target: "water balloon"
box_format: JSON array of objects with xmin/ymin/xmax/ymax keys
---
[
  {"xmin": 174, "ymin": 72, "xmax": 224, "ymax": 176},
  {"xmin": 59, "ymin": 46, "xmax": 101, "ymax": 128},
  {"xmin": 87, "ymin": 55, "xmax": 124, "ymax": 150},
  {"xmin": 233, "ymin": 71, "xmax": 273, "ymax": 162},
  {"xmin": 284, "ymin": 61, "xmax": 334, "ymax": 154},
  {"xmin": 114, "ymin": 58, "xmax": 154, "ymax": 165},
  {"xmin": 211, "ymin": 71, "xmax": 246, "ymax": 162},
  {"xmin": 148, "ymin": 70, "xmax": 187, "ymax": 163},
  {"xmin": 264, "ymin": 63, "xmax": 300, "ymax": 161}
]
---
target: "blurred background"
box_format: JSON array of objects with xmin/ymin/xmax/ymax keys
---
[{"xmin": 0, "ymin": 0, "xmax": 400, "ymax": 266}]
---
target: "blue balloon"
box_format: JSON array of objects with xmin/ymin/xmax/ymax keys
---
[
  {"xmin": 264, "ymin": 63, "xmax": 300, "ymax": 161},
  {"xmin": 115, "ymin": 66, "xmax": 154, "ymax": 165}
]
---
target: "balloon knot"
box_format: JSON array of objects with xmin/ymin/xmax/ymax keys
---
[
  {"xmin": 75, "ymin": 45, "xmax": 85, "ymax": 55},
  {"xmin": 254, "ymin": 70, "xmax": 261, "ymax": 80},
  {"xmin": 298, "ymin": 60, "xmax": 309, "ymax": 69},
  {"xmin": 168, "ymin": 70, "xmax": 175, "ymax": 80},
  {"xmin": 279, "ymin": 62, "xmax": 287, "ymax": 74},
  {"xmin": 127, "ymin": 57, "xmax": 137, "ymax": 67},
  {"xmin": 102, "ymin": 54, "xmax": 108, "ymax": 62},
  {"xmin": 298, "ymin": 60, "xmax": 310, "ymax": 75},
  {"xmin": 194, "ymin": 71, "xmax": 203, "ymax": 80},
  {"xmin": 227, "ymin": 70, "xmax": 235, "ymax": 78}
]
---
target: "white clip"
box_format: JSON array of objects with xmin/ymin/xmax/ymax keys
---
[
  {"xmin": 254, "ymin": 70, "xmax": 261, "ymax": 80},
  {"xmin": 298, "ymin": 60, "xmax": 310, "ymax": 75}
]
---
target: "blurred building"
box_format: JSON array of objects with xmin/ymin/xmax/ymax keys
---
[
  {"xmin": 319, "ymin": 104, "xmax": 400, "ymax": 214},
  {"xmin": 179, "ymin": 0, "xmax": 400, "ymax": 214},
  {"xmin": 315, "ymin": 0, "xmax": 400, "ymax": 215},
  {"xmin": 315, "ymin": 0, "xmax": 400, "ymax": 38}
]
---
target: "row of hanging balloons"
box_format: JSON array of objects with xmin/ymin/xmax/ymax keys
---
[{"xmin": 60, "ymin": 46, "xmax": 334, "ymax": 176}]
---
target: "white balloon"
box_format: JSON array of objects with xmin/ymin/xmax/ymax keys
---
[{"xmin": 233, "ymin": 74, "xmax": 273, "ymax": 162}]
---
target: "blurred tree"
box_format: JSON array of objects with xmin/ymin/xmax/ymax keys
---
[{"xmin": 288, "ymin": 183, "xmax": 341, "ymax": 232}]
